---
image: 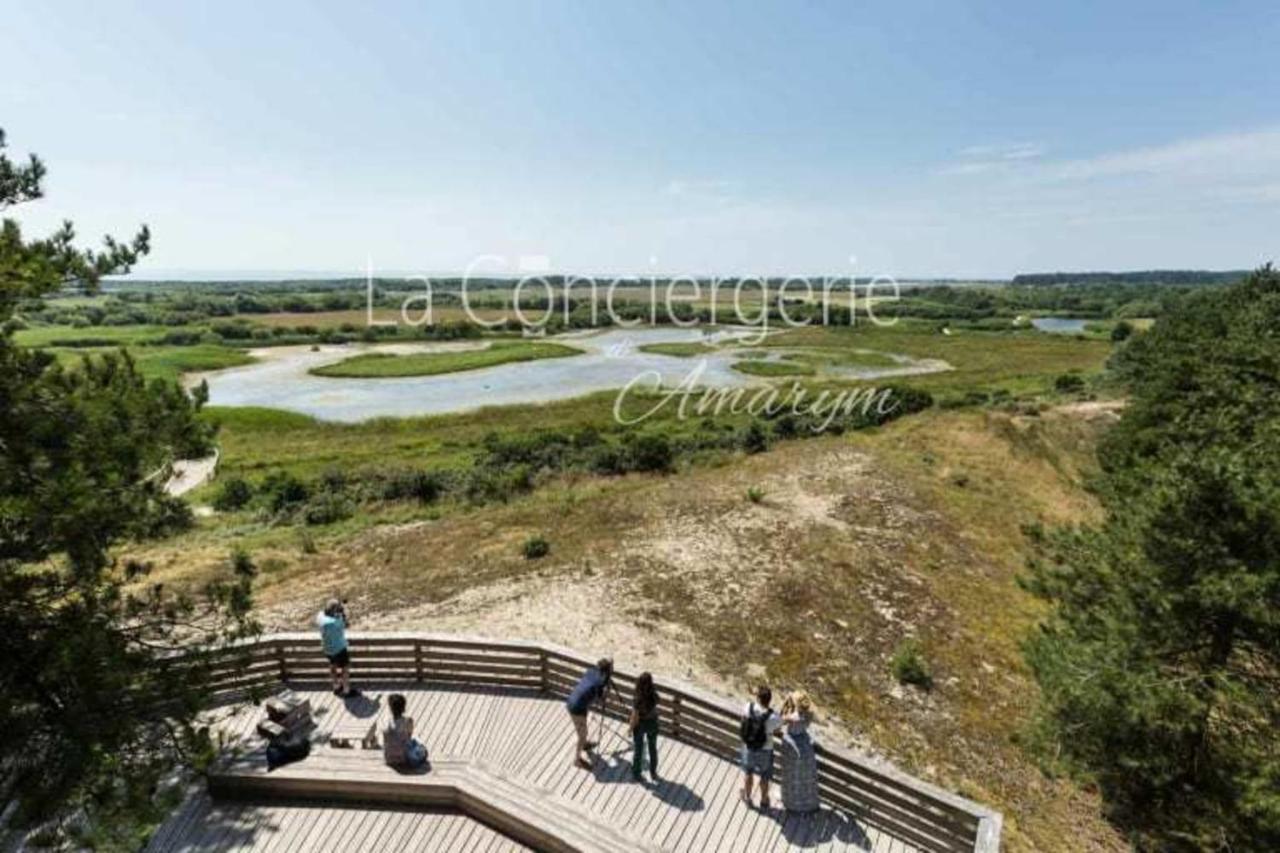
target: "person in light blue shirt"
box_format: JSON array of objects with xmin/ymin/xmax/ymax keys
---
[{"xmin": 316, "ymin": 598, "xmax": 358, "ymax": 697}]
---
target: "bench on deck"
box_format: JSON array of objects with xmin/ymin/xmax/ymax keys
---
[{"xmin": 209, "ymin": 749, "xmax": 662, "ymax": 853}]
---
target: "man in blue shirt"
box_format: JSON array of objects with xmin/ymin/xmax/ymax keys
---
[
  {"xmin": 566, "ymin": 657, "xmax": 613, "ymax": 768},
  {"xmin": 317, "ymin": 598, "xmax": 359, "ymax": 698}
]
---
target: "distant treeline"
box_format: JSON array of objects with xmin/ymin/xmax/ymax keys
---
[{"xmin": 1012, "ymin": 270, "xmax": 1248, "ymax": 287}]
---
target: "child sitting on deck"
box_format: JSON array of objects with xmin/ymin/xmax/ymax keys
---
[{"xmin": 383, "ymin": 693, "xmax": 428, "ymax": 770}]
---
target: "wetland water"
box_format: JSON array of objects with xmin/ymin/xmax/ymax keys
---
[
  {"xmin": 1032, "ymin": 317, "xmax": 1088, "ymax": 334},
  {"xmin": 194, "ymin": 328, "xmax": 949, "ymax": 422}
]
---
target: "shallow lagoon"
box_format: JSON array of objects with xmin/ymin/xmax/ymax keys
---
[
  {"xmin": 195, "ymin": 327, "xmax": 947, "ymax": 422},
  {"xmin": 1032, "ymin": 317, "xmax": 1088, "ymax": 334}
]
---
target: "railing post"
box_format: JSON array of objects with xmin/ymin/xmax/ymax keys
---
[
  {"xmin": 276, "ymin": 638, "xmax": 288, "ymax": 683},
  {"xmin": 415, "ymin": 638, "xmax": 424, "ymax": 683},
  {"xmin": 672, "ymin": 693, "xmax": 682, "ymax": 740},
  {"xmin": 538, "ymin": 648, "xmax": 549, "ymax": 695}
]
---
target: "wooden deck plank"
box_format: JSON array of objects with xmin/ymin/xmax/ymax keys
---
[
  {"xmin": 395, "ymin": 808, "xmax": 442, "ymax": 851},
  {"xmin": 657, "ymin": 739, "xmax": 724, "ymax": 850},
  {"xmin": 514, "ymin": 692, "xmax": 567, "ymax": 775},
  {"xmin": 314, "ymin": 802, "xmax": 373, "ymax": 852},
  {"xmin": 452, "ymin": 815, "xmax": 487, "ymax": 852},
  {"xmin": 182, "ymin": 797, "xmax": 230, "ymax": 852},
  {"xmin": 429, "ymin": 687, "xmax": 476, "ymax": 752},
  {"xmin": 634, "ymin": 734, "xmax": 702, "ymax": 842},
  {"xmin": 382, "ymin": 806, "xmax": 424, "ymax": 851},
  {"xmin": 256, "ymin": 802, "xmax": 311, "ymax": 853},
  {"xmin": 280, "ymin": 805, "xmax": 339, "ymax": 853},
  {"xmin": 378, "ymin": 810, "xmax": 424, "ymax": 853},
  {"xmin": 454, "ymin": 687, "xmax": 497, "ymax": 759},
  {"xmin": 440, "ymin": 812, "xmax": 472, "ymax": 852},
  {"xmin": 145, "ymin": 788, "xmax": 207, "ymax": 851},
  {"xmin": 506, "ymin": 696, "xmax": 563, "ymax": 778},
  {"xmin": 644, "ymin": 736, "xmax": 710, "ymax": 842},
  {"xmin": 476, "ymin": 690, "xmax": 524, "ymax": 765},
  {"xmin": 291, "ymin": 805, "xmax": 347, "ymax": 853},
  {"xmin": 678, "ymin": 743, "xmax": 742, "ymax": 852},
  {"xmin": 348, "ymin": 804, "xmax": 391, "ymax": 850},
  {"xmin": 662, "ymin": 744, "xmax": 727, "ymax": 851},
  {"xmin": 472, "ymin": 689, "xmax": 516, "ymax": 763},
  {"xmin": 531, "ymin": 710, "xmax": 584, "ymax": 793},
  {"xmin": 205, "ymin": 801, "xmax": 262, "ymax": 852},
  {"xmin": 172, "ymin": 685, "xmax": 933, "ymax": 853},
  {"xmin": 681, "ymin": 740, "xmax": 747, "ymax": 853},
  {"xmin": 487, "ymin": 691, "xmax": 535, "ymax": 772}
]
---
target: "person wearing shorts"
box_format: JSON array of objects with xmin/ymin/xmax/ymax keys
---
[
  {"xmin": 565, "ymin": 658, "xmax": 613, "ymax": 768},
  {"xmin": 740, "ymin": 685, "xmax": 783, "ymax": 809},
  {"xmin": 317, "ymin": 598, "xmax": 358, "ymax": 698}
]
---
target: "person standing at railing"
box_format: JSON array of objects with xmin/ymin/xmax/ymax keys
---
[
  {"xmin": 566, "ymin": 657, "xmax": 613, "ymax": 769},
  {"xmin": 777, "ymin": 690, "xmax": 819, "ymax": 813},
  {"xmin": 628, "ymin": 672, "xmax": 660, "ymax": 782},
  {"xmin": 316, "ymin": 598, "xmax": 360, "ymax": 698},
  {"xmin": 739, "ymin": 685, "xmax": 783, "ymax": 810}
]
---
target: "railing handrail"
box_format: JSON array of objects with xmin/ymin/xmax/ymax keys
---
[{"xmin": 189, "ymin": 631, "xmax": 1001, "ymax": 852}]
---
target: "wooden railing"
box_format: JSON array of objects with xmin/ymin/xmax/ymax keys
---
[{"xmin": 187, "ymin": 632, "xmax": 1001, "ymax": 853}]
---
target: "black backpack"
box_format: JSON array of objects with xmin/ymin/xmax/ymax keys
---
[
  {"xmin": 740, "ymin": 705, "xmax": 769, "ymax": 750},
  {"xmin": 266, "ymin": 732, "xmax": 311, "ymax": 770}
]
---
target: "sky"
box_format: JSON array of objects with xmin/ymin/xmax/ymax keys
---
[{"xmin": 3, "ymin": 0, "xmax": 1278, "ymax": 279}]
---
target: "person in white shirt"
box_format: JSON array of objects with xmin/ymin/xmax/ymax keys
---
[
  {"xmin": 383, "ymin": 693, "xmax": 427, "ymax": 770},
  {"xmin": 739, "ymin": 685, "xmax": 784, "ymax": 810}
]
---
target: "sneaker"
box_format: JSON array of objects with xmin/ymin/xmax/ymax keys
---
[
  {"xmin": 575, "ymin": 757, "xmax": 592, "ymax": 770},
  {"xmin": 333, "ymin": 688, "xmax": 343, "ymax": 696}
]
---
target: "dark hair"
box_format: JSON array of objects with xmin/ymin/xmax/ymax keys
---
[
  {"xmin": 634, "ymin": 672, "xmax": 658, "ymax": 714},
  {"xmin": 756, "ymin": 685, "xmax": 772, "ymax": 707},
  {"xmin": 597, "ymin": 658, "xmax": 614, "ymax": 681},
  {"xmin": 389, "ymin": 693, "xmax": 406, "ymax": 718}
]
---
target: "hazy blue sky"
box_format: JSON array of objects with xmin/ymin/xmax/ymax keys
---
[{"xmin": 3, "ymin": 1, "xmax": 1278, "ymax": 278}]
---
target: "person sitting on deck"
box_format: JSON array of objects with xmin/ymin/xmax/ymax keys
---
[
  {"xmin": 566, "ymin": 657, "xmax": 614, "ymax": 769},
  {"xmin": 739, "ymin": 684, "xmax": 783, "ymax": 810},
  {"xmin": 316, "ymin": 598, "xmax": 359, "ymax": 698},
  {"xmin": 383, "ymin": 693, "xmax": 428, "ymax": 769}
]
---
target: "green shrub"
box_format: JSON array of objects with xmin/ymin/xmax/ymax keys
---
[
  {"xmin": 1054, "ymin": 373, "xmax": 1086, "ymax": 393},
  {"xmin": 890, "ymin": 639, "xmax": 933, "ymax": 689},
  {"xmin": 628, "ymin": 433, "xmax": 673, "ymax": 472},
  {"xmin": 522, "ymin": 535, "xmax": 550, "ymax": 560},
  {"xmin": 302, "ymin": 492, "xmax": 353, "ymax": 526},
  {"xmin": 379, "ymin": 468, "xmax": 444, "ymax": 503},
  {"xmin": 260, "ymin": 471, "xmax": 310, "ymax": 513},
  {"xmin": 211, "ymin": 476, "xmax": 254, "ymax": 511},
  {"xmin": 746, "ymin": 486, "xmax": 766, "ymax": 504},
  {"xmin": 739, "ymin": 420, "xmax": 771, "ymax": 454}
]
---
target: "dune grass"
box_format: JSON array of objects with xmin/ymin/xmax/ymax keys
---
[
  {"xmin": 761, "ymin": 322, "xmax": 1112, "ymax": 395},
  {"xmin": 637, "ymin": 341, "xmax": 718, "ymax": 357},
  {"xmin": 45, "ymin": 344, "xmax": 255, "ymax": 382},
  {"xmin": 784, "ymin": 348, "xmax": 898, "ymax": 369},
  {"xmin": 309, "ymin": 340, "xmax": 581, "ymax": 378},
  {"xmin": 731, "ymin": 358, "xmax": 814, "ymax": 377},
  {"xmin": 13, "ymin": 323, "xmax": 173, "ymax": 347}
]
